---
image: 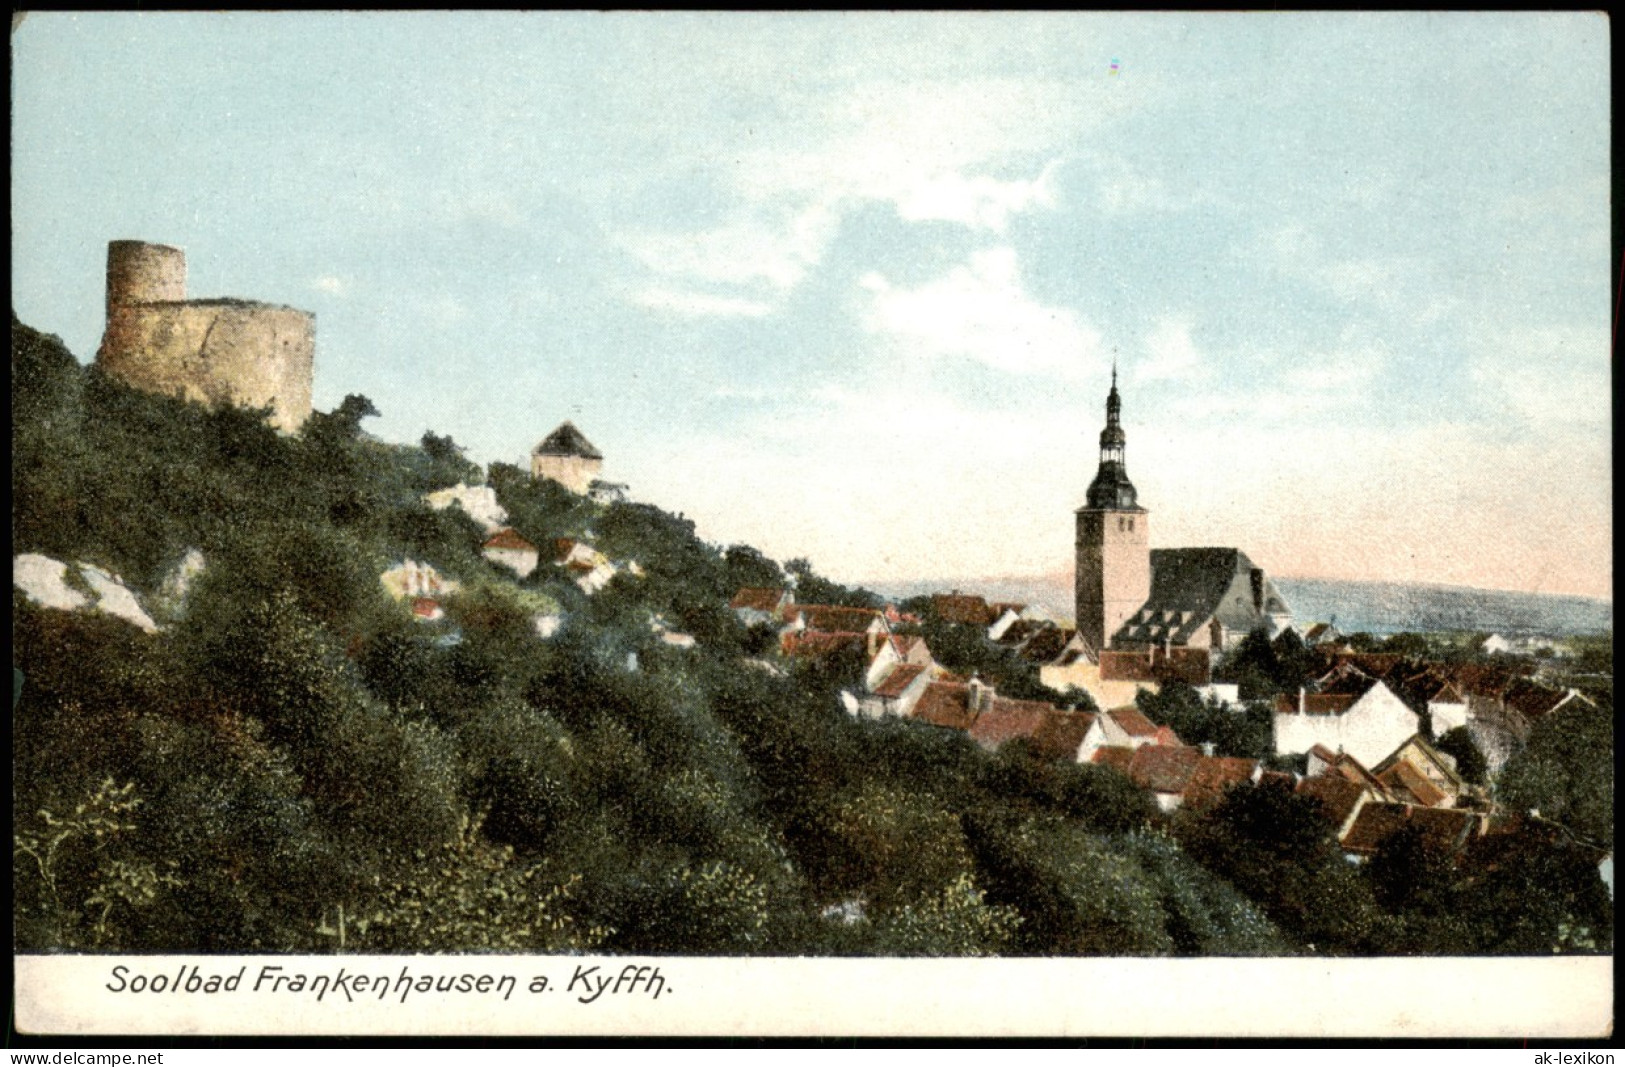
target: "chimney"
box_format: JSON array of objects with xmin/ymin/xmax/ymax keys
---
[{"xmin": 1250, "ymin": 568, "xmax": 1265, "ymax": 614}]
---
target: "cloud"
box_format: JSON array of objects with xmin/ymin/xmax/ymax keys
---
[
  {"xmin": 311, "ymin": 275, "xmax": 348, "ymax": 295},
  {"xmin": 631, "ymin": 286, "xmax": 775, "ymax": 318},
  {"xmin": 1469, "ymin": 324, "xmax": 1610, "ymax": 429},
  {"xmin": 1134, "ymin": 320, "xmax": 1202, "ymax": 383},
  {"xmin": 859, "ymin": 247, "xmax": 1106, "ymax": 379},
  {"xmin": 890, "ymin": 160, "xmax": 1060, "ymax": 233}
]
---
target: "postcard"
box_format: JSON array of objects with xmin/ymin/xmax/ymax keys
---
[{"xmin": 10, "ymin": 12, "xmax": 1612, "ymax": 1040}]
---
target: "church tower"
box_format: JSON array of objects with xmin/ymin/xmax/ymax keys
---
[{"xmin": 1075, "ymin": 369, "xmax": 1150, "ymax": 653}]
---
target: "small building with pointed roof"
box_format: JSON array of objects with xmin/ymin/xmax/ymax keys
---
[{"xmin": 531, "ymin": 421, "xmax": 604, "ymax": 494}]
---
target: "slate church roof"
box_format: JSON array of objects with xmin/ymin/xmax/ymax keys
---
[
  {"xmin": 533, "ymin": 421, "xmax": 603, "ymax": 459},
  {"xmin": 1112, "ymin": 547, "xmax": 1291, "ymax": 645}
]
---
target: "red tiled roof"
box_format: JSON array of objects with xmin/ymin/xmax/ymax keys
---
[
  {"xmin": 1324, "ymin": 753, "xmax": 1386, "ymax": 796},
  {"xmin": 791, "ymin": 604, "xmax": 885, "ymax": 633},
  {"xmin": 931, "ymin": 593, "xmax": 995, "ymax": 626},
  {"xmin": 872, "ymin": 663, "xmax": 927, "ymax": 699},
  {"xmin": 1501, "ymin": 678, "xmax": 1574, "ymax": 722},
  {"xmin": 1128, "ymin": 745, "xmax": 1203, "ymax": 795},
  {"xmin": 1303, "ymin": 693, "xmax": 1358, "ymax": 715},
  {"xmin": 1107, "ymin": 705, "xmax": 1163, "ymax": 738},
  {"xmin": 967, "ymin": 699, "xmax": 1054, "ymax": 750},
  {"xmin": 1296, "ymin": 774, "xmax": 1367, "ymax": 827},
  {"xmin": 1092, "ymin": 746, "xmax": 1136, "ymax": 772},
  {"xmin": 483, "ymin": 527, "xmax": 537, "ymax": 552},
  {"xmin": 989, "ymin": 602, "xmax": 1027, "ymax": 616},
  {"xmin": 1029, "ymin": 711, "xmax": 1097, "ymax": 762},
  {"xmin": 1341, "ymin": 802, "xmax": 1413, "ymax": 854},
  {"xmin": 730, "ymin": 587, "xmax": 788, "ymax": 612},
  {"xmin": 912, "ymin": 682, "xmax": 976, "ymax": 731},
  {"xmin": 1019, "ymin": 626, "xmax": 1077, "ymax": 663},
  {"xmin": 1100, "ymin": 651, "xmax": 1159, "ymax": 682},
  {"xmin": 1378, "ymin": 761, "xmax": 1448, "ymax": 808},
  {"xmin": 782, "ymin": 630, "xmax": 868, "ymax": 659},
  {"xmin": 1184, "ymin": 757, "xmax": 1258, "ymax": 808},
  {"xmin": 1307, "ymin": 743, "xmax": 1339, "ymax": 765},
  {"xmin": 1406, "ymin": 806, "xmax": 1480, "ymax": 851},
  {"xmin": 1258, "ymin": 770, "xmax": 1298, "ymax": 791},
  {"xmin": 410, "ymin": 597, "xmax": 442, "ymax": 618}
]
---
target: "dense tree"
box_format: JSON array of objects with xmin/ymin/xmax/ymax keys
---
[
  {"xmin": 1496, "ymin": 701, "xmax": 1613, "ymax": 852},
  {"xmin": 1434, "ymin": 726, "xmax": 1488, "ymax": 786}
]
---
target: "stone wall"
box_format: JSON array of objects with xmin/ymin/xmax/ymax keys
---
[
  {"xmin": 95, "ymin": 241, "xmax": 316, "ymax": 433},
  {"xmin": 99, "ymin": 301, "xmax": 315, "ymax": 433}
]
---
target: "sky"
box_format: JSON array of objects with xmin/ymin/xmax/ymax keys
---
[{"xmin": 11, "ymin": 12, "xmax": 1613, "ymax": 601}]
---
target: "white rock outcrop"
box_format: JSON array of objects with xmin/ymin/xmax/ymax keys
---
[{"xmin": 14, "ymin": 554, "xmax": 158, "ymax": 632}]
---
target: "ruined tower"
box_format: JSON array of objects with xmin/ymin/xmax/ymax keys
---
[
  {"xmin": 96, "ymin": 241, "xmax": 315, "ymax": 433},
  {"xmin": 1074, "ymin": 368, "xmax": 1150, "ymax": 653}
]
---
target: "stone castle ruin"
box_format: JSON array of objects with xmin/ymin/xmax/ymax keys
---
[{"xmin": 95, "ymin": 241, "xmax": 315, "ymax": 432}]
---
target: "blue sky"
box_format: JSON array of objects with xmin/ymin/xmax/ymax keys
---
[{"xmin": 12, "ymin": 12, "xmax": 1612, "ymax": 599}]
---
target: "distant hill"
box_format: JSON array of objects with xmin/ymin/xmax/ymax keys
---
[{"xmin": 864, "ymin": 573, "xmax": 1612, "ymax": 638}]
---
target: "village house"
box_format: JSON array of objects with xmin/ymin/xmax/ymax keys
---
[
  {"xmin": 481, "ymin": 528, "xmax": 540, "ymax": 579},
  {"xmin": 1297, "ymin": 774, "xmax": 1379, "ymax": 841},
  {"xmin": 530, "ymin": 421, "xmax": 604, "ymax": 495},
  {"xmin": 422, "ymin": 482, "xmax": 508, "ymax": 533},
  {"xmin": 859, "ymin": 663, "xmax": 934, "ymax": 719},
  {"xmin": 1389, "ymin": 666, "xmax": 1471, "ymax": 735},
  {"xmin": 1372, "ymin": 734, "xmax": 1469, "ymax": 809},
  {"xmin": 1085, "ymin": 705, "xmax": 1182, "ymax": 762},
  {"xmin": 1340, "ymin": 803, "xmax": 1484, "ymax": 862},
  {"xmin": 552, "ymin": 538, "xmax": 617, "ymax": 593},
  {"xmin": 1271, "ymin": 663, "xmax": 1418, "ymax": 767},
  {"xmin": 1124, "ymin": 745, "xmax": 1204, "ymax": 812},
  {"xmin": 1180, "ymin": 755, "xmax": 1260, "ymax": 811},
  {"xmin": 380, "ymin": 557, "xmax": 460, "ymax": 602},
  {"xmin": 729, "ymin": 587, "xmax": 794, "ymax": 627},
  {"xmin": 931, "ymin": 592, "xmax": 997, "ymax": 627}
]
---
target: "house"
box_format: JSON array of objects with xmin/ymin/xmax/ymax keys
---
[
  {"xmin": 986, "ymin": 607, "xmax": 1023, "ymax": 642},
  {"xmin": 552, "ymin": 538, "xmax": 616, "ymax": 593},
  {"xmin": 911, "ymin": 680, "xmax": 984, "ymax": 732},
  {"xmin": 409, "ymin": 597, "xmax": 445, "ymax": 622},
  {"xmin": 994, "ymin": 618, "xmax": 1054, "ymax": 651},
  {"xmin": 1478, "ymin": 633, "xmax": 1514, "ymax": 656},
  {"xmin": 1125, "ymin": 745, "xmax": 1204, "ymax": 812},
  {"xmin": 1194, "ymin": 681, "xmax": 1241, "ymax": 709},
  {"xmin": 729, "ymin": 587, "xmax": 793, "ymax": 627},
  {"xmin": 967, "ymin": 698, "xmax": 1058, "ymax": 753},
  {"xmin": 531, "ymin": 421, "xmax": 604, "ymax": 494},
  {"xmin": 380, "ymin": 558, "xmax": 459, "ymax": 601},
  {"xmin": 1297, "ymin": 774, "xmax": 1377, "ymax": 840},
  {"xmin": 1302, "ymin": 621, "xmax": 1345, "ymax": 648},
  {"xmin": 784, "ymin": 604, "xmax": 891, "ymax": 657},
  {"xmin": 1091, "ymin": 745, "xmax": 1137, "ymax": 775},
  {"xmin": 888, "ymin": 632, "xmax": 935, "ymax": 669},
  {"xmin": 861, "ymin": 663, "xmax": 933, "ymax": 719},
  {"xmin": 1341, "ymin": 802, "xmax": 1482, "ymax": 860},
  {"xmin": 1390, "ymin": 667, "xmax": 1471, "ymax": 735},
  {"xmin": 1094, "ymin": 705, "xmax": 1182, "ymax": 755},
  {"xmin": 1271, "ymin": 664, "xmax": 1419, "ymax": 767},
  {"xmin": 931, "ymin": 592, "xmax": 996, "ymax": 627},
  {"xmin": 1372, "ymin": 735, "xmax": 1468, "ymax": 809},
  {"xmin": 422, "ymin": 482, "xmax": 508, "ymax": 533},
  {"xmin": 1182, "ymin": 756, "xmax": 1260, "ymax": 810},
  {"xmin": 481, "ymin": 529, "xmax": 539, "ymax": 579},
  {"xmin": 1028, "ymin": 710, "xmax": 1104, "ymax": 764},
  {"xmin": 588, "ymin": 480, "xmax": 629, "ymax": 505}
]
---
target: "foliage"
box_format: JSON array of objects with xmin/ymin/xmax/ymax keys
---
[
  {"xmin": 1434, "ymin": 726, "xmax": 1488, "ymax": 787},
  {"xmin": 12, "ymin": 318, "xmax": 1610, "ymax": 959},
  {"xmin": 1496, "ymin": 700, "xmax": 1613, "ymax": 852}
]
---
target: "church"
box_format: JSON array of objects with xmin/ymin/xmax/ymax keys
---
[{"xmin": 1074, "ymin": 371, "xmax": 1292, "ymax": 662}]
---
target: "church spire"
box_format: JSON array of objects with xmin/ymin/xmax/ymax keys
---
[{"xmin": 1085, "ymin": 369, "xmax": 1139, "ymax": 510}]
